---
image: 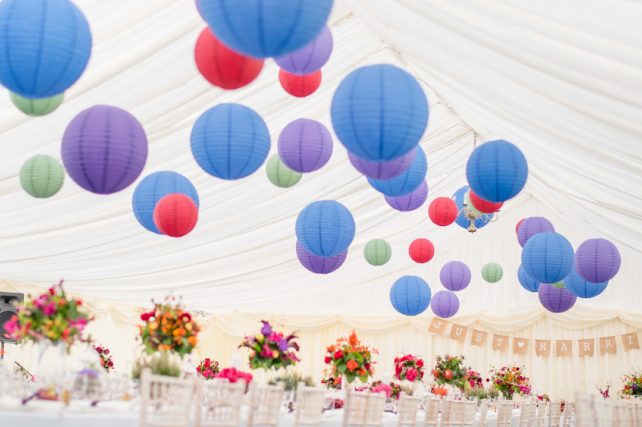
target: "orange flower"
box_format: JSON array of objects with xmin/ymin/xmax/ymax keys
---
[
  {"xmin": 346, "ymin": 360, "xmax": 358, "ymax": 372},
  {"xmin": 348, "ymin": 331, "xmax": 359, "ymax": 347},
  {"xmin": 149, "ymin": 321, "xmax": 159, "ymax": 331},
  {"xmin": 188, "ymin": 336, "xmax": 197, "ymax": 346},
  {"xmin": 358, "ymin": 368, "xmax": 366, "ymax": 376},
  {"xmin": 272, "ymin": 350, "xmax": 279, "ymax": 359}
]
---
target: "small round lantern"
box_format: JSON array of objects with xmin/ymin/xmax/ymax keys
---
[
  {"xmin": 431, "ymin": 290, "xmax": 459, "ymax": 319},
  {"xmin": 11, "ymin": 92, "xmax": 64, "ymax": 116},
  {"xmin": 563, "ymin": 266, "xmax": 608, "ymax": 298},
  {"xmin": 538, "ymin": 283, "xmax": 577, "ymax": 313},
  {"xmin": 364, "ymin": 239, "xmax": 392, "ymax": 266},
  {"xmin": 296, "ymin": 241, "xmax": 347, "ymax": 274},
  {"xmin": 278, "ymin": 118, "xmax": 332, "ymax": 173},
  {"xmin": 348, "ymin": 148, "xmax": 415, "ymax": 181},
  {"xmin": 409, "ymin": 238, "xmax": 434, "ymax": 264},
  {"xmin": 518, "ymin": 264, "xmax": 540, "ymax": 293},
  {"xmin": 428, "ymin": 197, "xmax": 458, "ymax": 226},
  {"xmin": 574, "ymin": 238, "xmax": 621, "ymax": 283},
  {"xmin": 368, "ymin": 147, "xmax": 427, "ymax": 197},
  {"xmin": 517, "ymin": 217, "xmax": 555, "ymax": 247},
  {"xmin": 295, "ymin": 200, "xmax": 355, "ymax": 258},
  {"xmin": 469, "ymin": 189, "xmax": 503, "ymax": 214},
  {"xmin": 153, "ymin": 193, "xmax": 198, "ymax": 237},
  {"xmin": 274, "ymin": 25, "xmax": 333, "ymax": 75},
  {"xmin": 482, "ymin": 263, "xmax": 503, "ymax": 283},
  {"xmin": 522, "ymin": 232, "xmax": 574, "ymax": 284},
  {"xmin": 440, "ymin": 261, "xmax": 471, "ymax": 292},
  {"xmin": 20, "ymin": 155, "xmax": 64, "ymax": 198},
  {"xmin": 390, "ymin": 276, "xmax": 431, "ymax": 316},
  {"xmin": 279, "ymin": 69, "xmax": 322, "ymax": 97},
  {"xmin": 385, "ymin": 180, "xmax": 428, "ymax": 212},
  {"xmin": 266, "ymin": 154, "xmax": 302, "ymax": 188}
]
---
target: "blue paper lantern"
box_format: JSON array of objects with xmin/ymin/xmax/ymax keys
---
[
  {"xmin": 390, "ymin": 276, "xmax": 431, "ymax": 316},
  {"xmin": 368, "ymin": 148, "xmax": 427, "ymax": 197},
  {"xmin": 522, "ymin": 232, "xmax": 574, "ymax": 284},
  {"xmin": 563, "ymin": 267, "xmax": 608, "ymax": 299},
  {"xmin": 191, "ymin": 104, "xmax": 270, "ymax": 180},
  {"xmin": 518, "ymin": 264, "xmax": 540, "ymax": 293},
  {"xmin": 331, "ymin": 64, "xmax": 428, "ymax": 162},
  {"xmin": 295, "ymin": 200, "xmax": 355, "ymax": 258},
  {"xmin": 466, "ymin": 140, "xmax": 528, "ymax": 203},
  {"xmin": 453, "ymin": 186, "xmax": 493, "ymax": 230},
  {"xmin": 199, "ymin": 0, "xmax": 333, "ymax": 58},
  {"xmin": 0, "ymin": 0, "xmax": 92, "ymax": 98},
  {"xmin": 133, "ymin": 172, "xmax": 199, "ymax": 234}
]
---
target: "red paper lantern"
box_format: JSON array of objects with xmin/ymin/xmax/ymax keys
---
[
  {"xmin": 428, "ymin": 197, "xmax": 458, "ymax": 226},
  {"xmin": 409, "ymin": 239, "xmax": 434, "ymax": 263},
  {"xmin": 195, "ymin": 28, "xmax": 264, "ymax": 90},
  {"xmin": 469, "ymin": 189, "xmax": 503, "ymax": 214},
  {"xmin": 279, "ymin": 69, "xmax": 321, "ymax": 97},
  {"xmin": 516, "ymin": 218, "xmax": 525, "ymax": 234},
  {"xmin": 153, "ymin": 193, "xmax": 198, "ymax": 237}
]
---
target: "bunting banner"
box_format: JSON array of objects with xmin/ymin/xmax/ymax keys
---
[
  {"xmin": 536, "ymin": 340, "xmax": 551, "ymax": 357},
  {"xmin": 622, "ymin": 332, "xmax": 640, "ymax": 352},
  {"xmin": 556, "ymin": 340, "xmax": 572, "ymax": 357},
  {"xmin": 428, "ymin": 318, "xmax": 447, "ymax": 335},
  {"xmin": 600, "ymin": 337, "xmax": 617, "ymax": 355},
  {"xmin": 450, "ymin": 324, "xmax": 468, "ymax": 343},
  {"xmin": 471, "ymin": 330, "xmax": 487, "ymax": 347},
  {"xmin": 492, "ymin": 334, "xmax": 509, "ymax": 352},
  {"xmin": 514, "ymin": 338, "xmax": 529, "ymax": 355},
  {"xmin": 579, "ymin": 339, "xmax": 594, "ymax": 357}
]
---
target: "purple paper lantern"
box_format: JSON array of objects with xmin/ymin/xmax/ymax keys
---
[
  {"xmin": 296, "ymin": 241, "xmax": 347, "ymax": 274},
  {"xmin": 517, "ymin": 217, "xmax": 555, "ymax": 247},
  {"xmin": 538, "ymin": 283, "xmax": 577, "ymax": 313},
  {"xmin": 348, "ymin": 148, "xmax": 415, "ymax": 180},
  {"xmin": 278, "ymin": 118, "xmax": 333, "ymax": 173},
  {"xmin": 574, "ymin": 238, "xmax": 621, "ymax": 283},
  {"xmin": 385, "ymin": 180, "xmax": 428, "ymax": 212},
  {"xmin": 431, "ymin": 290, "xmax": 459, "ymax": 318},
  {"xmin": 439, "ymin": 261, "xmax": 471, "ymax": 292},
  {"xmin": 62, "ymin": 105, "xmax": 148, "ymax": 194},
  {"xmin": 274, "ymin": 25, "xmax": 333, "ymax": 76}
]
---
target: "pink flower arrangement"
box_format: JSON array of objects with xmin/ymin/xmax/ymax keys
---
[
  {"xmin": 214, "ymin": 367, "xmax": 253, "ymax": 384},
  {"xmin": 394, "ymin": 354, "xmax": 425, "ymax": 383},
  {"xmin": 94, "ymin": 344, "xmax": 114, "ymax": 372},
  {"xmin": 196, "ymin": 358, "xmax": 220, "ymax": 380},
  {"xmin": 372, "ymin": 383, "xmax": 393, "ymax": 398},
  {"xmin": 239, "ymin": 320, "xmax": 300, "ymax": 371}
]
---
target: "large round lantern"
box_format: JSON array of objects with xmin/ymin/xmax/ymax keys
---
[
  {"xmin": 133, "ymin": 172, "xmax": 199, "ymax": 234},
  {"xmin": 518, "ymin": 264, "xmax": 540, "ymax": 293},
  {"xmin": 364, "ymin": 239, "xmax": 391, "ymax": 266},
  {"xmin": 440, "ymin": 261, "xmax": 471, "ymax": 292},
  {"xmin": 482, "ymin": 263, "xmax": 503, "ymax": 283},
  {"xmin": 195, "ymin": 28, "xmax": 264, "ymax": 90},
  {"xmin": 563, "ymin": 267, "xmax": 608, "ymax": 298},
  {"xmin": 429, "ymin": 197, "xmax": 458, "ymax": 226},
  {"xmin": 517, "ymin": 217, "xmax": 555, "ymax": 248},
  {"xmin": 538, "ymin": 283, "xmax": 577, "ymax": 313},
  {"xmin": 296, "ymin": 241, "xmax": 346, "ymax": 274},
  {"xmin": 266, "ymin": 154, "xmax": 302, "ymax": 188},
  {"xmin": 574, "ymin": 238, "xmax": 621, "ymax": 283},
  {"xmin": 11, "ymin": 92, "xmax": 64, "ymax": 116},
  {"xmin": 409, "ymin": 238, "xmax": 434, "ymax": 264},
  {"xmin": 20, "ymin": 155, "xmax": 64, "ymax": 198},
  {"xmin": 191, "ymin": 103, "xmax": 270, "ymax": 180},
  {"xmin": 466, "ymin": 140, "xmax": 528, "ymax": 203},
  {"xmin": 199, "ymin": 0, "xmax": 333, "ymax": 58},
  {"xmin": 453, "ymin": 186, "xmax": 493, "ymax": 230},
  {"xmin": 274, "ymin": 25, "xmax": 333, "ymax": 75},
  {"xmin": 385, "ymin": 180, "xmax": 428, "ymax": 212},
  {"xmin": 295, "ymin": 200, "xmax": 355, "ymax": 258},
  {"xmin": 278, "ymin": 119, "xmax": 332, "ymax": 173},
  {"xmin": 348, "ymin": 149, "xmax": 415, "ymax": 181},
  {"xmin": 516, "ymin": 219, "xmax": 525, "ymax": 234},
  {"xmin": 368, "ymin": 147, "xmax": 427, "ymax": 197},
  {"xmin": 331, "ymin": 64, "xmax": 428, "ymax": 162},
  {"xmin": 469, "ymin": 189, "xmax": 503, "ymax": 214},
  {"xmin": 390, "ymin": 276, "xmax": 431, "ymax": 316},
  {"xmin": 153, "ymin": 194, "xmax": 198, "ymax": 237},
  {"xmin": 431, "ymin": 290, "xmax": 459, "ymax": 319},
  {"xmin": 522, "ymin": 232, "xmax": 574, "ymax": 284},
  {"xmin": 279, "ymin": 69, "xmax": 322, "ymax": 97},
  {"xmin": 0, "ymin": 0, "xmax": 92, "ymax": 98},
  {"xmin": 62, "ymin": 105, "xmax": 148, "ymax": 194}
]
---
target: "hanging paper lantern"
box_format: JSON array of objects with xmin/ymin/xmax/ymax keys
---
[
  {"xmin": 279, "ymin": 69, "xmax": 322, "ymax": 97},
  {"xmin": 331, "ymin": 64, "xmax": 428, "ymax": 162},
  {"xmin": 11, "ymin": 92, "xmax": 64, "ymax": 116},
  {"xmin": 296, "ymin": 241, "xmax": 346, "ymax": 274},
  {"xmin": 522, "ymin": 232, "xmax": 574, "ymax": 284},
  {"xmin": 538, "ymin": 283, "xmax": 577, "ymax": 313},
  {"xmin": 428, "ymin": 197, "xmax": 458, "ymax": 226},
  {"xmin": 20, "ymin": 155, "xmax": 64, "ymax": 198},
  {"xmin": 431, "ymin": 290, "xmax": 459, "ymax": 319},
  {"xmin": 466, "ymin": 140, "xmax": 528, "ymax": 203},
  {"xmin": 368, "ymin": 147, "xmax": 427, "ymax": 197},
  {"xmin": 278, "ymin": 118, "xmax": 333, "ymax": 173},
  {"xmin": 194, "ymin": 28, "xmax": 264, "ymax": 90},
  {"xmin": 348, "ymin": 149, "xmax": 415, "ymax": 181},
  {"xmin": 440, "ymin": 261, "xmax": 471, "ymax": 292},
  {"xmin": 195, "ymin": 0, "xmax": 204, "ymax": 18},
  {"xmin": 517, "ymin": 217, "xmax": 555, "ymax": 248},
  {"xmin": 563, "ymin": 267, "xmax": 608, "ymax": 298},
  {"xmin": 574, "ymin": 238, "xmax": 621, "ymax": 283},
  {"xmin": 274, "ymin": 25, "xmax": 333, "ymax": 75},
  {"xmin": 550, "ymin": 281, "xmax": 565, "ymax": 289},
  {"xmin": 191, "ymin": 103, "xmax": 270, "ymax": 180},
  {"xmin": 385, "ymin": 180, "xmax": 428, "ymax": 212},
  {"xmin": 132, "ymin": 172, "xmax": 199, "ymax": 234},
  {"xmin": 469, "ymin": 189, "xmax": 503, "ymax": 214},
  {"xmin": 409, "ymin": 239, "xmax": 434, "ymax": 264},
  {"xmin": 266, "ymin": 154, "xmax": 302, "ymax": 188},
  {"xmin": 390, "ymin": 276, "xmax": 431, "ymax": 316},
  {"xmin": 482, "ymin": 263, "xmax": 503, "ymax": 283},
  {"xmin": 0, "ymin": 0, "xmax": 92, "ymax": 99},
  {"xmin": 516, "ymin": 219, "xmax": 525, "ymax": 234},
  {"xmin": 199, "ymin": 0, "xmax": 333, "ymax": 58},
  {"xmin": 62, "ymin": 105, "xmax": 148, "ymax": 194},
  {"xmin": 364, "ymin": 239, "xmax": 392, "ymax": 266},
  {"xmin": 295, "ymin": 200, "xmax": 355, "ymax": 258},
  {"xmin": 153, "ymin": 194, "xmax": 198, "ymax": 237},
  {"xmin": 453, "ymin": 186, "xmax": 493, "ymax": 230},
  {"xmin": 518, "ymin": 264, "xmax": 540, "ymax": 293}
]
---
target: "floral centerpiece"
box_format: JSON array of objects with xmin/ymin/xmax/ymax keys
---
[
  {"xmin": 139, "ymin": 296, "xmax": 200, "ymax": 357},
  {"xmin": 214, "ymin": 367, "xmax": 253, "ymax": 384},
  {"xmin": 324, "ymin": 330, "xmax": 378, "ymax": 384},
  {"xmin": 394, "ymin": 354, "xmax": 425, "ymax": 383},
  {"xmin": 432, "ymin": 354, "xmax": 472, "ymax": 390},
  {"xmin": 488, "ymin": 365, "xmax": 531, "ymax": 399},
  {"xmin": 467, "ymin": 370, "xmax": 483, "ymax": 388},
  {"xmin": 196, "ymin": 358, "xmax": 220, "ymax": 380},
  {"xmin": 595, "ymin": 381, "xmax": 612, "ymax": 399},
  {"xmin": 321, "ymin": 375, "xmax": 342, "ymax": 389},
  {"xmin": 94, "ymin": 344, "xmax": 114, "ymax": 372},
  {"xmin": 370, "ymin": 381, "xmax": 402, "ymax": 399},
  {"xmin": 239, "ymin": 320, "xmax": 300, "ymax": 371},
  {"xmin": 619, "ymin": 368, "xmax": 642, "ymax": 398}
]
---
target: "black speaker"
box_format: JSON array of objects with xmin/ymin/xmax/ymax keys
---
[{"xmin": 0, "ymin": 292, "xmax": 23, "ymax": 343}]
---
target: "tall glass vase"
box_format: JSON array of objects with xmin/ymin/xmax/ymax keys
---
[{"xmin": 33, "ymin": 340, "xmax": 66, "ymax": 399}]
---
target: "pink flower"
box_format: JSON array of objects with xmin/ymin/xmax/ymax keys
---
[
  {"xmin": 4, "ymin": 318, "xmax": 18, "ymax": 335},
  {"xmin": 260, "ymin": 345, "xmax": 272, "ymax": 358},
  {"xmin": 70, "ymin": 317, "xmax": 88, "ymax": 331},
  {"xmin": 33, "ymin": 294, "xmax": 48, "ymax": 309},
  {"xmin": 372, "ymin": 384, "xmax": 392, "ymax": 398},
  {"xmin": 42, "ymin": 301, "xmax": 56, "ymax": 316},
  {"xmin": 406, "ymin": 367, "xmax": 418, "ymax": 382},
  {"xmin": 267, "ymin": 332, "xmax": 283, "ymax": 343}
]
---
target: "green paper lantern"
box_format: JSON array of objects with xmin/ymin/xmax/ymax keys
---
[
  {"xmin": 266, "ymin": 154, "xmax": 301, "ymax": 188},
  {"xmin": 551, "ymin": 281, "xmax": 566, "ymax": 289},
  {"xmin": 364, "ymin": 239, "xmax": 392, "ymax": 266},
  {"xmin": 464, "ymin": 191, "xmax": 485, "ymax": 216},
  {"xmin": 482, "ymin": 262, "xmax": 503, "ymax": 283},
  {"xmin": 20, "ymin": 155, "xmax": 65, "ymax": 198},
  {"xmin": 11, "ymin": 92, "xmax": 64, "ymax": 116}
]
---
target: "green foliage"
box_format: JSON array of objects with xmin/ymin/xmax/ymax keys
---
[
  {"xmin": 464, "ymin": 385, "xmax": 500, "ymax": 400},
  {"xmin": 268, "ymin": 371, "xmax": 315, "ymax": 391},
  {"xmin": 132, "ymin": 350, "xmax": 182, "ymax": 379},
  {"xmin": 433, "ymin": 354, "xmax": 472, "ymax": 390}
]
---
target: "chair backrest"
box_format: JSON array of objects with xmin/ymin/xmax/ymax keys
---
[
  {"xmin": 294, "ymin": 383, "xmax": 325, "ymax": 427},
  {"xmin": 535, "ymin": 400, "xmax": 547, "ymax": 427},
  {"xmin": 365, "ymin": 392, "xmax": 386, "ymax": 427},
  {"xmin": 497, "ymin": 401, "xmax": 513, "ymax": 427},
  {"xmin": 613, "ymin": 400, "xmax": 634, "ymax": 427},
  {"xmin": 560, "ymin": 402, "xmax": 573, "ymax": 427},
  {"xmin": 397, "ymin": 393, "xmax": 419, "ymax": 427},
  {"xmin": 342, "ymin": 389, "xmax": 370, "ymax": 427},
  {"xmin": 527, "ymin": 399, "xmax": 537, "ymax": 427},
  {"xmin": 478, "ymin": 400, "xmax": 489, "ymax": 427},
  {"xmin": 548, "ymin": 401, "xmax": 561, "ymax": 427},
  {"xmin": 592, "ymin": 395, "xmax": 612, "ymax": 427},
  {"xmin": 572, "ymin": 393, "xmax": 591, "ymax": 427},
  {"xmin": 519, "ymin": 401, "xmax": 533, "ymax": 427},
  {"xmin": 139, "ymin": 368, "xmax": 197, "ymax": 427},
  {"xmin": 634, "ymin": 399, "xmax": 642, "ymax": 427},
  {"xmin": 441, "ymin": 399, "xmax": 454, "ymax": 427},
  {"xmin": 247, "ymin": 382, "xmax": 286, "ymax": 427},
  {"xmin": 462, "ymin": 400, "xmax": 476, "ymax": 427},
  {"xmin": 449, "ymin": 399, "xmax": 466, "ymax": 427},
  {"xmin": 423, "ymin": 396, "xmax": 440, "ymax": 427},
  {"xmin": 195, "ymin": 379, "xmax": 246, "ymax": 427}
]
